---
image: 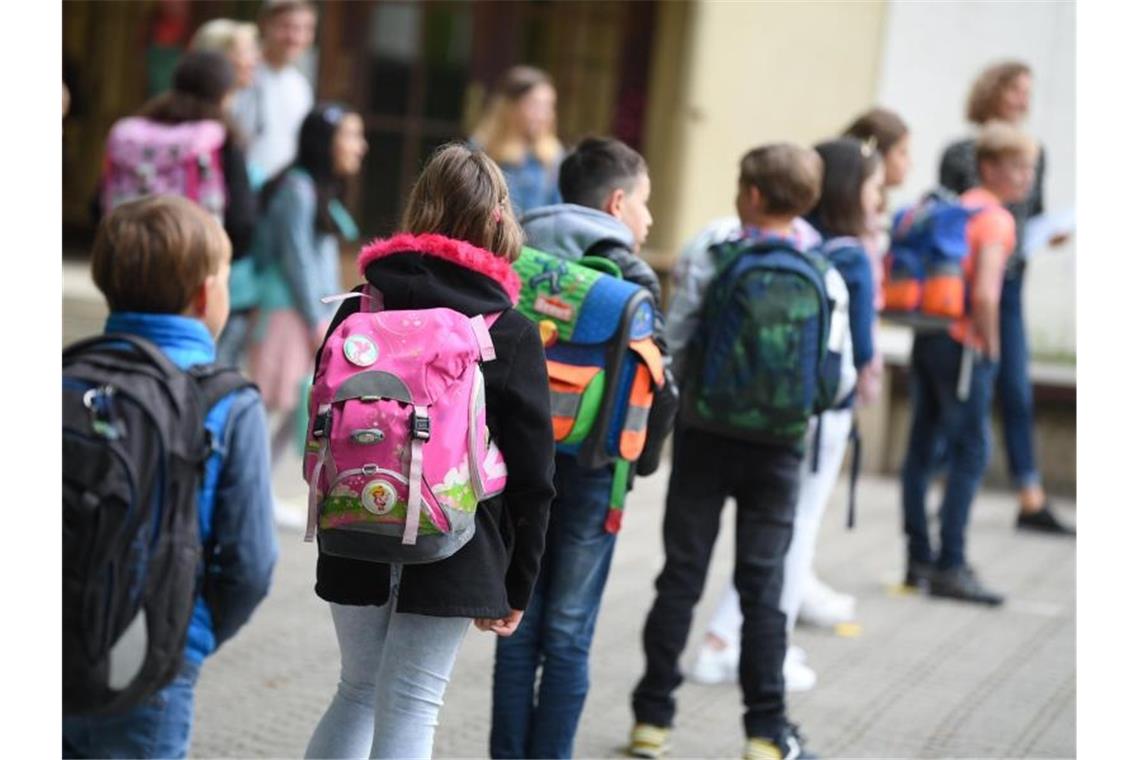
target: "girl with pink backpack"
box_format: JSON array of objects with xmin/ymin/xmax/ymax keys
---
[{"xmin": 303, "ymin": 143, "xmax": 556, "ymax": 759}]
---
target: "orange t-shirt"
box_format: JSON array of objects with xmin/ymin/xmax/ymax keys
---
[{"xmin": 949, "ymin": 187, "xmax": 1016, "ymax": 348}]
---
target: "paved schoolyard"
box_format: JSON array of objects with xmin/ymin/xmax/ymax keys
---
[
  {"xmin": 63, "ymin": 263, "xmax": 1075, "ymax": 758},
  {"xmin": 191, "ymin": 462, "xmax": 1075, "ymax": 759}
]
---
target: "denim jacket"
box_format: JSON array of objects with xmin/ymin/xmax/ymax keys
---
[{"xmin": 104, "ymin": 313, "xmax": 277, "ymax": 663}]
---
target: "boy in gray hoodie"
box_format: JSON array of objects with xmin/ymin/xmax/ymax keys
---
[{"xmin": 490, "ymin": 137, "xmax": 674, "ymax": 759}]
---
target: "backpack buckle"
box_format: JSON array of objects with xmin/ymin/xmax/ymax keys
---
[
  {"xmin": 312, "ymin": 410, "xmax": 333, "ymax": 439},
  {"xmin": 412, "ymin": 412, "xmax": 431, "ymax": 441}
]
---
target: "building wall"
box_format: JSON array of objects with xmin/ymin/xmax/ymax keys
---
[
  {"xmin": 647, "ymin": 0, "xmax": 889, "ymax": 258},
  {"xmin": 876, "ymin": 0, "xmax": 1076, "ymax": 360}
]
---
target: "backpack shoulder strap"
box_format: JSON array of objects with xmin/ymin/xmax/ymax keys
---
[
  {"xmin": 470, "ymin": 312, "xmax": 502, "ymax": 362},
  {"xmin": 820, "ymin": 236, "xmax": 863, "ymax": 257},
  {"xmin": 188, "ymin": 364, "xmax": 258, "ymax": 415},
  {"xmin": 64, "ymin": 333, "xmax": 182, "ymax": 379}
]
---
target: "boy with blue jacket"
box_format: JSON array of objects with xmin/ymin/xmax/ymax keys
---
[
  {"xmin": 490, "ymin": 137, "xmax": 673, "ymax": 759},
  {"xmin": 63, "ymin": 196, "xmax": 277, "ymax": 759}
]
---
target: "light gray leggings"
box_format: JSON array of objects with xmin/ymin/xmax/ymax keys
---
[{"xmin": 305, "ymin": 567, "xmax": 470, "ymax": 759}]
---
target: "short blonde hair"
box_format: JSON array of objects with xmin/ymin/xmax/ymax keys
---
[
  {"xmin": 975, "ymin": 120, "xmax": 1038, "ymax": 167},
  {"xmin": 967, "ymin": 61, "xmax": 1031, "ymax": 125},
  {"xmin": 402, "ymin": 143, "xmax": 524, "ymax": 262},
  {"xmin": 190, "ymin": 19, "xmax": 258, "ymax": 56},
  {"xmin": 92, "ymin": 196, "xmax": 231, "ymax": 314}
]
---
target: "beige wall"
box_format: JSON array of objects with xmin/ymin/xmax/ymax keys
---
[{"xmin": 646, "ymin": 0, "xmax": 888, "ymax": 262}]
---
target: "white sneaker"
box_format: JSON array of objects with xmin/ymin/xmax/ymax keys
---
[
  {"xmin": 798, "ymin": 575, "xmax": 856, "ymax": 628},
  {"xmin": 783, "ymin": 650, "xmax": 817, "ymax": 692},
  {"xmin": 787, "ymin": 644, "xmax": 808, "ymax": 664},
  {"xmin": 687, "ymin": 643, "xmax": 739, "ymax": 684}
]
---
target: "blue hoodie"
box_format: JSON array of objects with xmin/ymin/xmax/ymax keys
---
[{"xmin": 103, "ymin": 313, "xmax": 278, "ymax": 664}]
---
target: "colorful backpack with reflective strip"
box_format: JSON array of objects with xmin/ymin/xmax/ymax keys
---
[
  {"xmin": 302, "ymin": 287, "xmax": 508, "ymax": 565},
  {"xmin": 513, "ymin": 246, "xmax": 665, "ymax": 532},
  {"xmin": 883, "ymin": 189, "xmax": 985, "ymax": 328},
  {"xmin": 100, "ymin": 117, "xmax": 228, "ymax": 222}
]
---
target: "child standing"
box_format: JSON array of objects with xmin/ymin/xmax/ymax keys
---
[
  {"xmin": 232, "ymin": 0, "xmax": 316, "ymax": 179},
  {"xmin": 63, "ymin": 196, "xmax": 277, "ymax": 759},
  {"xmin": 102, "ymin": 50, "xmax": 258, "ymax": 257},
  {"xmin": 247, "ymin": 103, "xmax": 366, "ymax": 465},
  {"xmin": 939, "ymin": 62, "xmax": 1073, "ymax": 535},
  {"xmin": 490, "ymin": 136, "xmax": 673, "ymax": 759},
  {"xmin": 471, "ymin": 66, "xmax": 564, "ymax": 217},
  {"xmin": 629, "ymin": 144, "xmax": 826, "ymax": 760},
  {"xmin": 901, "ymin": 121, "xmax": 1039, "ymax": 605},
  {"xmin": 838, "ymin": 107, "xmax": 912, "ymax": 427},
  {"xmin": 304, "ymin": 144, "xmax": 556, "ymax": 760},
  {"xmin": 190, "ymin": 19, "xmax": 267, "ymax": 370},
  {"xmin": 690, "ymin": 138, "xmax": 884, "ymax": 692}
]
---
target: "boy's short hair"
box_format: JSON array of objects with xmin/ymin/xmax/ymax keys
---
[
  {"xmin": 739, "ymin": 143, "xmax": 822, "ymax": 217},
  {"xmin": 975, "ymin": 120, "xmax": 1038, "ymax": 167},
  {"xmin": 558, "ymin": 136, "xmax": 648, "ymax": 210},
  {"xmin": 91, "ymin": 196, "xmax": 231, "ymax": 315},
  {"xmin": 259, "ymin": 0, "xmax": 315, "ymax": 25}
]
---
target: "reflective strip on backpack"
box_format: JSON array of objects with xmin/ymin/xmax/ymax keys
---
[
  {"xmin": 550, "ymin": 389, "xmax": 582, "ymax": 419},
  {"xmin": 623, "ymin": 404, "xmax": 650, "ymax": 433},
  {"xmin": 619, "ymin": 363, "xmax": 654, "ymax": 460}
]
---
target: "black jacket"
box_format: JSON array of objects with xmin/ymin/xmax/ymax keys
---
[
  {"xmin": 219, "ymin": 138, "xmax": 257, "ymax": 255},
  {"xmin": 313, "ymin": 233, "xmax": 556, "ymax": 617}
]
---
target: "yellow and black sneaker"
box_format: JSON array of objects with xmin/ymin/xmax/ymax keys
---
[
  {"xmin": 629, "ymin": 722, "xmax": 671, "ymax": 759},
  {"xmin": 744, "ymin": 724, "xmax": 817, "ymax": 760}
]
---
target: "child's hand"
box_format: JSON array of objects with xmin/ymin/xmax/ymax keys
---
[
  {"xmin": 475, "ymin": 609, "xmax": 524, "ymax": 637},
  {"xmin": 856, "ymin": 360, "xmax": 883, "ymax": 407}
]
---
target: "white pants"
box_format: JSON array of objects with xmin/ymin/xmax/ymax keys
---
[{"xmin": 706, "ymin": 409, "xmax": 854, "ymax": 646}]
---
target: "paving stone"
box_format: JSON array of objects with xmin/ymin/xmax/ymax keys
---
[{"xmin": 188, "ymin": 469, "xmax": 1075, "ymax": 758}]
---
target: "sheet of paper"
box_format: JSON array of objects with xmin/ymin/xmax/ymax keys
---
[{"xmin": 1023, "ymin": 208, "xmax": 1075, "ymax": 257}]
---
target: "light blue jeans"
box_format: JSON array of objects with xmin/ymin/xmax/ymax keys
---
[{"xmin": 305, "ymin": 567, "xmax": 470, "ymax": 759}]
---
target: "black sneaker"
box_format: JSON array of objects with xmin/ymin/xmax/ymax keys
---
[
  {"xmin": 903, "ymin": 559, "xmax": 935, "ymax": 590},
  {"xmin": 929, "ymin": 565, "xmax": 1004, "ymax": 606},
  {"xmin": 744, "ymin": 723, "xmax": 818, "ymax": 760},
  {"xmin": 1016, "ymin": 504, "xmax": 1076, "ymax": 536}
]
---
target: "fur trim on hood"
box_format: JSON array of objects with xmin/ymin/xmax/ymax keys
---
[{"xmin": 357, "ymin": 233, "xmax": 521, "ymax": 303}]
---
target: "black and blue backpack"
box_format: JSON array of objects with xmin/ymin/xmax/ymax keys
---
[
  {"xmin": 681, "ymin": 238, "xmax": 850, "ymax": 451},
  {"xmin": 62, "ymin": 334, "xmax": 252, "ymax": 715}
]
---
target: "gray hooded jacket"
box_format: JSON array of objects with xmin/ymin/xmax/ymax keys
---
[{"xmin": 520, "ymin": 203, "xmax": 663, "ymax": 309}]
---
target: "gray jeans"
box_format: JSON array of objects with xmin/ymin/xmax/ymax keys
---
[{"xmin": 305, "ymin": 567, "xmax": 470, "ymax": 759}]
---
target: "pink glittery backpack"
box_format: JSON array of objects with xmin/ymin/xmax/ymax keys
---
[
  {"xmin": 100, "ymin": 117, "xmax": 227, "ymax": 220},
  {"xmin": 302, "ymin": 286, "xmax": 508, "ymax": 564}
]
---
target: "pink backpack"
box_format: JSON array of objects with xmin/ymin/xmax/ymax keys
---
[
  {"xmin": 101, "ymin": 117, "xmax": 227, "ymax": 220},
  {"xmin": 302, "ymin": 287, "xmax": 509, "ymax": 564}
]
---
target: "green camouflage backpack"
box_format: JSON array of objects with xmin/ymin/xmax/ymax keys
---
[{"xmin": 681, "ymin": 238, "xmax": 848, "ymax": 450}]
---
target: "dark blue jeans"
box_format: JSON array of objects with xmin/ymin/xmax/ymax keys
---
[
  {"xmin": 490, "ymin": 454, "xmax": 617, "ymax": 759},
  {"xmin": 902, "ymin": 333, "xmax": 998, "ymax": 570},
  {"xmin": 63, "ymin": 659, "xmax": 201, "ymax": 759},
  {"xmin": 997, "ymin": 269, "xmax": 1041, "ymax": 489}
]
